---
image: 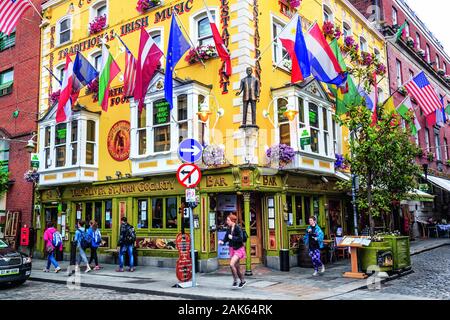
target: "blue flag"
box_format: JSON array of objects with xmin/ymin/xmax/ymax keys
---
[
  {"xmin": 165, "ymin": 15, "xmax": 190, "ymax": 109},
  {"xmin": 73, "ymin": 52, "xmax": 99, "ymax": 86}
]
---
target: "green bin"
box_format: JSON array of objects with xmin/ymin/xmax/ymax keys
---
[
  {"xmin": 380, "ymin": 235, "xmax": 411, "ymax": 271},
  {"xmin": 358, "ymin": 241, "xmax": 393, "ymax": 273}
]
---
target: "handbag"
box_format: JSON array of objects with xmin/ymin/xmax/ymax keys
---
[{"xmin": 46, "ymin": 243, "xmax": 54, "ymax": 254}]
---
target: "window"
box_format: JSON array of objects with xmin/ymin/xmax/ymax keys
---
[
  {"xmin": 152, "ymin": 99, "xmax": 171, "ymax": 152},
  {"xmin": 409, "ymin": 69, "xmax": 414, "ymax": 80},
  {"xmin": 137, "ymin": 109, "xmax": 146, "ymax": 155},
  {"xmin": 295, "ymin": 196, "xmax": 303, "ymax": 226},
  {"xmin": 333, "ymin": 120, "xmax": 339, "ymax": 154},
  {"xmin": 309, "ymin": 103, "xmax": 319, "ymax": 153},
  {"xmin": 152, "ymin": 198, "xmax": 163, "ymax": 228},
  {"xmin": 435, "ymin": 133, "xmax": 441, "ymax": 161},
  {"xmin": 272, "ymin": 19, "xmax": 290, "ymax": 65},
  {"xmin": 396, "ymin": 60, "xmax": 403, "ymax": 87},
  {"xmin": 138, "ymin": 199, "xmax": 148, "ymax": 229},
  {"xmin": 104, "ymin": 200, "xmax": 112, "ymax": 229},
  {"xmin": 178, "ymin": 94, "xmax": 188, "ymax": 143},
  {"xmin": 425, "ymin": 128, "xmax": 430, "ymax": 152},
  {"xmin": 445, "ymin": 138, "xmax": 449, "ymax": 160},
  {"xmin": 57, "ymin": 17, "xmax": 71, "ymax": 45},
  {"xmin": 392, "ymin": 7, "xmax": 398, "ymax": 25},
  {"xmin": 426, "ymin": 44, "xmax": 431, "ymax": 63},
  {"xmin": 343, "ymin": 22, "xmax": 351, "ymax": 38},
  {"xmin": 53, "ymin": 64, "xmax": 65, "ymax": 90},
  {"xmin": 94, "ymin": 202, "xmax": 102, "ymax": 229},
  {"xmin": 198, "ymin": 95, "xmax": 206, "ymax": 146},
  {"xmin": 323, "ymin": 5, "xmax": 333, "ymax": 22},
  {"xmin": 197, "ymin": 14, "xmax": 214, "ymax": 46},
  {"xmin": 404, "ymin": 22, "xmax": 410, "ymax": 37},
  {"xmin": 137, "ymin": 196, "xmax": 183, "ymax": 230},
  {"xmin": 322, "ymin": 105, "xmax": 329, "ymax": 156},
  {"xmin": 378, "ymin": 88, "xmax": 384, "ymax": 103},
  {"xmin": 0, "ymin": 32, "xmax": 15, "ymax": 51},
  {"xmin": 90, "ymin": 1, "xmax": 108, "ymax": 25},
  {"xmin": 436, "ymin": 55, "xmax": 440, "ymax": 70},
  {"xmin": 44, "ymin": 127, "xmax": 51, "ymax": 168},
  {"xmin": 71, "ymin": 120, "xmax": 78, "ymax": 165},
  {"xmin": 55, "ymin": 123, "xmax": 67, "ymax": 167},
  {"xmin": 86, "ymin": 120, "xmax": 96, "ymax": 165},
  {"xmin": 96, "ymin": 4, "xmax": 107, "ymax": 17},
  {"xmin": 416, "ymin": 33, "xmax": 421, "ymax": 49},
  {"xmin": 277, "ymin": 98, "xmax": 290, "ymax": 145},
  {"xmin": 298, "ymin": 97, "xmax": 305, "ymax": 127},
  {"xmin": 0, "ymin": 139, "xmax": 9, "ymax": 172},
  {"xmin": 444, "ymin": 63, "xmax": 448, "ymax": 75},
  {"xmin": 0, "ymin": 69, "xmax": 13, "ymax": 96},
  {"xmin": 78, "ymin": 200, "xmax": 111, "ymax": 230},
  {"xmin": 287, "ymin": 195, "xmax": 321, "ymax": 227},
  {"xmin": 92, "ymin": 52, "xmax": 102, "ymax": 72},
  {"xmin": 166, "ymin": 197, "xmax": 178, "ymax": 229},
  {"xmin": 360, "ymin": 37, "xmax": 368, "ymax": 52},
  {"xmin": 373, "ymin": 48, "xmax": 381, "ymax": 60}
]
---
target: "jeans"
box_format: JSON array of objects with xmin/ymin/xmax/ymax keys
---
[
  {"xmin": 46, "ymin": 251, "xmax": 59, "ymax": 270},
  {"xmin": 309, "ymin": 249, "xmax": 323, "ymax": 272},
  {"xmin": 119, "ymin": 245, "xmax": 134, "ymax": 269},
  {"xmin": 89, "ymin": 247, "xmax": 98, "ymax": 266},
  {"xmin": 77, "ymin": 246, "xmax": 88, "ymax": 265}
]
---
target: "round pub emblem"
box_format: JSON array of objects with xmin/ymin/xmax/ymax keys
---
[{"xmin": 107, "ymin": 121, "xmax": 131, "ymax": 161}]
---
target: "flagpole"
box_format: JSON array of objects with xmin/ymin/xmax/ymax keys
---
[
  {"xmin": 25, "ymin": 0, "xmax": 44, "ymax": 20},
  {"xmin": 172, "ymin": 10, "xmax": 206, "ymax": 68},
  {"xmin": 43, "ymin": 66, "xmax": 62, "ymax": 85}
]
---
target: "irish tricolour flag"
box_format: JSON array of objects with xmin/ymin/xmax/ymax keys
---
[
  {"xmin": 397, "ymin": 97, "xmax": 421, "ymax": 135},
  {"xmin": 278, "ymin": 14, "xmax": 311, "ymax": 83},
  {"xmin": 99, "ymin": 43, "xmax": 121, "ymax": 111}
]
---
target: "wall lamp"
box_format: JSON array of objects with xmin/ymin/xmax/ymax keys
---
[
  {"xmin": 1, "ymin": 132, "xmax": 37, "ymax": 154},
  {"xmin": 115, "ymin": 171, "xmax": 122, "ymax": 179},
  {"xmin": 263, "ymin": 97, "xmax": 296, "ymax": 128}
]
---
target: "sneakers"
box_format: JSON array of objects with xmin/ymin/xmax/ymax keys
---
[
  {"xmin": 43, "ymin": 268, "xmax": 49, "ymax": 272},
  {"xmin": 232, "ymin": 281, "xmax": 238, "ymax": 288},
  {"xmin": 238, "ymin": 281, "xmax": 247, "ymax": 289},
  {"xmin": 93, "ymin": 266, "xmax": 100, "ymax": 271},
  {"xmin": 313, "ymin": 271, "xmax": 319, "ymax": 276},
  {"xmin": 55, "ymin": 267, "xmax": 61, "ymax": 273},
  {"xmin": 85, "ymin": 265, "xmax": 91, "ymax": 273},
  {"xmin": 129, "ymin": 267, "xmax": 135, "ymax": 272},
  {"xmin": 116, "ymin": 268, "xmax": 124, "ymax": 272},
  {"xmin": 320, "ymin": 265, "xmax": 325, "ymax": 274}
]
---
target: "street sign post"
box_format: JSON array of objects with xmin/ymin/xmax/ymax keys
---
[
  {"xmin": 176, "ymin": 164, "xmax": 202, "ymax": 188},
  {"xmin": 178, "ymin": 139, "xmax": 203, "ymax": 163},
  {"xmin": 186, "ymin": 188, "xmax": 196, "ymax": 203}
]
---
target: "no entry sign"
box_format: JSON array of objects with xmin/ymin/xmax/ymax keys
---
[{"xmin": 176, "ymin": 163, "xmax": 202, "ymax": 188}]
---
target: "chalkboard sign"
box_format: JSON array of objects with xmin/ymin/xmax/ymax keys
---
[{"xmin": 153, "ymin": 99, "xmax": 170, "ymax": 125}]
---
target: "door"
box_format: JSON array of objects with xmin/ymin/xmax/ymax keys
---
[
  {"xmin": 238, "ymin": 193, "xmax": 262, "ymax": 263},
  {"xmin": 44, "ymin": 207, "xmax": 58, "ymax": 229}
]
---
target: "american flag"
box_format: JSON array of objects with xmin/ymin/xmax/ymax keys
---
[
  {"xmin": 116, "ymin": 34, "xmax": 137, "ymax": 97},
  {"xmin": 405, "ymin": 72, "xmax": 442, "ymax": 116},
  {"xmin": 0, "ymin": 0, "xmax": 32, "ymax": 36}
]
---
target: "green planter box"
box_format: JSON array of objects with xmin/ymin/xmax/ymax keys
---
[
  {"xmin": 380, "ymin": 235, "xmax": 411, "ymax": 271},
  {"xmin": 358, "ymin": 241, "xmax": 393, "ymax": 273}
]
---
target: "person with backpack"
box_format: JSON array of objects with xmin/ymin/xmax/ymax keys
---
[
  {"xmin": 303, "ymin": 216, "xmax": 325, "ymax": 276},
  {"xmin": 43, "ymin": 222, "xmax": 62, "ymax": 273},
  {"xmin": 117, "ymin": 216, "xmax": 136, "ymax": 272},
  {"xmin": 74, "ymin": 220, "xmax": 91, "ymax": 273},
  {"xmin": 88, "ymin": 220, "xmax": 102, "ymax": 270},
  {"xmin": 218, "ymin": 214, "xmax": 247, "ymax": 289}
]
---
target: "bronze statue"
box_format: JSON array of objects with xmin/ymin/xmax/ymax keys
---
[{"xmin": 236, "ymin": 67, "xmax": 260, "ymax": 126}]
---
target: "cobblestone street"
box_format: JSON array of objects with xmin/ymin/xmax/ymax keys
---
[{"xmin": 328, "ymin": 246, "xmax": 450, "ymax": 300}]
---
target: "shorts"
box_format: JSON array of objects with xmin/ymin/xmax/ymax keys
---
[{"xmin": 230, "ymin": 246, "xmax": 246, "ymax": 260}]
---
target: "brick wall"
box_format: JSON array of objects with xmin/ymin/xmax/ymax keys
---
[{"xmin": 0, "ymin": 0, "xmax": 41, "ymax": 228}]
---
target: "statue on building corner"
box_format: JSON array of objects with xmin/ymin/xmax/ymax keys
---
[{"xmin": 236, "ymin": 67, "xmax": 260, "ymax": 127}]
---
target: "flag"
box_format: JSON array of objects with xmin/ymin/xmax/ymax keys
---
[
  {"xmin": 73, "ymin": 51, "xmax": 99, "ymax": 86},
  {"xmin": 98, "ymin": 43, "xmax": 121, "ymax": 111},
  {"xmin": 0, "ymin": 0, "xmax": 31, "ymax": 35},
  {"xmin": 397, "ymin": 97, "xmax": 421, "ymax": 135},
  {"xmin": 116, "ymin": 34, "xmax": 137, "ymax": 97},
  {"xmin": 371, "ymin": 73, "xmax": 378, "ymax": 126},
  {"xmin": 426, "ymin": 112, "xmax": 436, "ymax": 127},
  {"xmin": 206, "ymin": 10, "xmax": 231, "ymax": 77},
  {"xmin": 304, "ymin": 23, "xmax": 347, "ymax": 86},
  {"xmin": 396, "ymin": 22, "xmax": 407, "ymax": 40},
  {"xmin": 405, "ymin": 72, "xmax": 442, "ymax": 116},
  {"xmin": 439, "ymin": 95, "xmax": 447, "ymax": 125},
  {"xmin": 56, "ymin": 55, "xmax": 75, "ymax": 123},
  {"xmin": 134, "ymin": 27, "xmax": 163, "ymax": 112},
  {"xmin": 278, "ymin": 14, "xmax": 311, "ymax": 83},
  {"xmin": 165, "ymin": 15, "xmax": 191, "ymax": 109}
]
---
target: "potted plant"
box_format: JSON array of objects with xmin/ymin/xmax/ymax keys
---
[
  {"xmin": 50, "ymin": 90, "xmax": 60, "ymax": 106},
  {"xmin": 0, "ymin": 171, "xmax": 9, "ymax": 196},
  {"xmin": 88, "ymin": 14, "xmax": 107, "ymax": 35},
  {"xmin": 375, "ymin": 63, "xmax": 387, "ymax": 77},
  {"xmin": 289, "ymin": 0, "xmax": 301, "ymax": 8},
  {"xmin": 398, "ymin": 86, "xmax": 407, "ymax": 96},
  {"xmin": 335, "ymin": 153, "xmax": 348, "ymax": 170},
  {"xmin": 85, "ymin": 78, "xmax": 99, "ymax": 101},
  {"xmin": 445, "ymin": 75, "xmax": 450, "ymax": 82},
  {"xmin": 136, "ymin": 0, "xmax": 162, "ymax": 13},
  {"xmin": 266, "ymin": 144, "xmax": 295, "ymax": 168},
  {"xmin": 322, "ymin": 21, "xmax": 335, "ymax": 39},
  {"xmin": 406, "ymin": 36, "xmax": 414, "ymax": 48},
  {"xmin": 427, "ymin": 152, "xmax": 435, "ymax": 162},
  {"xmin": 361, "ymin": 51, "xmax": 373, "ymax": 66},
  {"xmin": 417, "ymin": 48, "xmax": 425, "ymax": 58},
  {"xmin": 185, "ymin": 45, "xmax": 217, "ymax": 65},
  {"xmin": 334, "ymin": 26, "xmax": 342, "ymax": 40},
  {"xmin": 202, "ymin": 144, "xmax": 225, "ymax": 167}
]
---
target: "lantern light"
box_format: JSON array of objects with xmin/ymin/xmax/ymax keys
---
[
  {"xmin": 197, "ymin": 102, "xmax": 212, "ymax": 122},
  {"xmin": 283, "ymin": 105, "xmax": 298, "ymax": 122}
]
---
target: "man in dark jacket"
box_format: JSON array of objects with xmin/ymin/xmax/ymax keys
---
[{"xmin": 116, "ymin": 217, "xmax": 136, "ymax": 272}]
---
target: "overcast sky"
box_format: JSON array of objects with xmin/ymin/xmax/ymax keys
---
[{"xmin": 406, "ymin": 0, "xmax": 450, "ymax": 54}]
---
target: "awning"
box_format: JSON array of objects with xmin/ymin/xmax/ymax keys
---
[
  {"xmin": 405, "ymin": 189, "xmax": 435, "ymax": 202},
  {"xmin": 423, "ymin": 174, "xmax": 450, "ymax": 193},
  {"xmin": 335, "ymin": 171, "xmax": 351, "ymax": 181}
]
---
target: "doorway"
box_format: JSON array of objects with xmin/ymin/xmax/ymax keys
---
[
  {"xmin": 44, "ymin": 207, "xmax": 58, "ymax": 229},
  {"xmin": 238, "ymin": 193, "xmax": 263, "ymax": 263}
]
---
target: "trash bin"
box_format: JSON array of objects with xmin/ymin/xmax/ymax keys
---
[
  {"xmin": 280, "ymin": 249, "xmax": 290, "ymax": 272},
  {"xmin": 194, "ymin": 250, "xmax": 199, "ymax": 273},
  {"xmin": 125, "ymin": 247, "xmax": 138, "ymax": 267}
]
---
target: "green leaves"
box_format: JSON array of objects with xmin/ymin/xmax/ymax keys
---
[{"xmin": 0, "ymin": 170, "xmax": 9, "ymax": 196}]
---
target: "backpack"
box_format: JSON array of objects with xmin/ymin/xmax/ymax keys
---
[
  {"xmin": 91, "ymin": 229, "xmax": 102, "ymax": 248},
  {"xmin": 52, "ymin": 231, "xmax": 63, "ymax": 248},
  {"xmin": 125, "ymin": 226, "xmax": 136, "ymax": 245},
  {"xmin": 79, "ymin": 229, "xmax": 92, "ymax": 249},
  {"xmin": 242, "ymin": 229, "xmax": 248, "ymax": 243}
]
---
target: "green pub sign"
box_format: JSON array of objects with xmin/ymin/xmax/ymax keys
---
[{"xmin": 153, "ymin": 99, "xmax": 170, "ymax": 125}]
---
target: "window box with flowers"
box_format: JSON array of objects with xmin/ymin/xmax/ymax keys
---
[
  {"xmin": 375, "ymin": 63, "xmax": 387, "ymax": 77},
  {"xmin": 185, "ymin": 45, "xmax": 217, "ymax": 65},
  {"xmin": 89, "ymin": 15, "xmax": 107, "ymax": 35},
  {"xmin": 266, "ymin": 144, "xmax": 295, "ymax": 169},
  {"xmin": 406, "ymin": 36, "xmax": 414, "ymax": 48},
  {"xmin": 50, "ymin": 90, "xmax": 60, "ymax": 106},
  {"xmin": 361, "ymin": 51, "xmax": 374, "ymax": 66},
  {"xmin": 417, "ymin": 49, "xmax": 426, "ymax": 58},
  {"xmin": 427, "ymin": 152, "xmax": 435, "ymax": 162},
  {"xmin": 289, "ymin": 0, "xmax": 301, "ymax": 8},
  {"xmin": 202, "ymin": 144, "xmax": 226, "ymax": 167},
  {"xmin": 136, "ymin": 0, "xmax": 162, "ymax": 14},
  {"xmin": 335, "ymin": 153, "xmax": 348, "ymax": 171}
]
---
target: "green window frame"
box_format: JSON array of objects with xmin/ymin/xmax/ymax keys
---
[
  {"xmin": 0, "ymin": 32, "xmax": 15, "ymax": 51},
  {"xmin": 136, "ymin": 196, "xmax": 182, "ymax": 231},
  {"xmin": 0, "ymin": 69, "xmax": 13, "ymax": 96},
  {"xmin": 287, "ymin": 195, "xmax": 321, "ymax": 227},
  {"xmin": 74, "ymin": 200, "xmax": 112, "ymax": 230}
]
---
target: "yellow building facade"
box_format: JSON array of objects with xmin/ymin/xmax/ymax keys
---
[{"xmin": 34, "ymin": 0, "xmax": 388, "ymax": 271}]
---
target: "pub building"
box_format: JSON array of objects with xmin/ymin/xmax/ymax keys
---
[{"xmin": 33, "ymin": 0, "xmax": 388, "ymax": 271}]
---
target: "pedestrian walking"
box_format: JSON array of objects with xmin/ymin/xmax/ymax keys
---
[
  {"xmin": 88, "ymin": 220, "xmax": 102, "ymax": 270},
  {"xmin": 303, "ymin": 216, "xmax": 325, "ymax": 276},
  {"xmin": 218, "ymin": 214, "xmax": 247, "ymax": 289},
  {"xmin": 74, "ymin": 220, "xmax": 92, "ymax": 273},
  {"xmin": 43, "ymin": 222, "xmax": 62, "ymax": 273},
  {"xmin": 116, "ymin": 217, "xmax": 136, "ymax": 272}
]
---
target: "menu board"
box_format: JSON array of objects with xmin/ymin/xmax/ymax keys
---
[
  {"xmin": 153, "ymin": 99, "xmax": 170, "ymax": 125},
  {"xmin": 340, "ymin": 236, "xmax": 372, "ymax": 247}
]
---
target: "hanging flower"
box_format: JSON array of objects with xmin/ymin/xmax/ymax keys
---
[
  {"xmin": 85, "ymin": 78, "xmax": 99, "ymax": 101},
  {"xmin": 322, "ymin": 21, "xmax": 335, "ymax": 38},
  {"xmin": 50, "ymin": 90, "xmax": 60, "ymax": 106},
  {"xmin": 375, "ymin": 63, "xmax": 387, "ymax": 77},
  {"xmin": 88, "ymin": 14, "xmax": 107, "ymax": 35},
  {"xmin": 266, "ymin": 144, "xmax": 296, "ymax": 168},
  {"xmin": 290, "ymin": 0, "xmax": 301, "ymax": 8},
  {"xmin": 185, "ymin": 45, "xmax": 217, "ymax": 65},
  {"xmin": 136, "ymin": 0, "xmax": 161, "ymax": 14},
  {"xmin": 344, "ymin": 35, "xmax": 355, "ymax": 48},
  {"xmin": 334, "ymin": 26, "xmax": 342, "ymax": 40},
  {"xmin": 335, "ymin": 153, "xmax": 348, "ymax": 170},
  {"xmin": 202, "ymin": 144, "xmax": 225, "ymax": 167},
  {"xmin": 24, "ymin": 169, "xmax": 39, "ymax": 183},
  {"xmin": 361, "ymin": 51, "xmax": 373, "ymax": 66}
]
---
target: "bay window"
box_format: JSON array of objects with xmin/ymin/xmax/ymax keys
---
[
  {"xmin": 44, "ymin": 127, "xmax": 51, "ymax": 169},
  {"xmin": 86, "ymin": 120, "xmax": 96, "ymax": 165},
  {"xmin": 55, "ymin": 123, "xmax": 67, "ymax": 167},
  {"xmin": 137, "ymin": 110, "xmax": 147, "ymax": 155},
  {"xmin": 71, "ymin": 120, "xmax": 78, "ymax": 165},
  {"xmin": 309, "ymin": 103, "xmax": 320, "ymax": 153}
]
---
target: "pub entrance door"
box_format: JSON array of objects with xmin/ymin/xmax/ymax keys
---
[{"xmin": 238, "ymin": 193, "xmax": 263, "ymax": 264}]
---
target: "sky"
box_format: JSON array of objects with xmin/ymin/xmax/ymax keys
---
[{"xmin": 405, "ymin": 0, "xmax": 450, "ymax": 54}]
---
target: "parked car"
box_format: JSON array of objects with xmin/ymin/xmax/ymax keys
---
[{"xmin": 0, "ymin": 239, "xmax": 32, "ymax": 286}]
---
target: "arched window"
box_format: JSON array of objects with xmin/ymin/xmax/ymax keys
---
[
  {"xmin": 416, "ymin": 33, "xmax": 421, "ymax": 49},
  {"xmin": 323, "ymin": 5, "xmax": 333, "ymax": 22},
  {"xmin": 57, "ymin": 17, "xmax": 71, "ymax": 45},
  {"xmin": 90, "ymin": 0, "xmax": 108, "ymax": 20},
  {"xmin": 343, "ymin": 22, "xmax": 351, "ymax": 38},
  {"xmin": 197, "ymin": 15, "xmax": 214, "ymax": 46},
  {"xmin": 360, "ymin": 36, "xmax": 368, "ymax": 52}
]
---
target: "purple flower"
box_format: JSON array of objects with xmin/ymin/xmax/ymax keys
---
[
  {"xmin": 266, "ymin": 144, "xmax": 296, "ymax": 168},
  {"xmin": 290, "ymin": 0, "xmax": 301, "ymax": 8},
  {"xmin": 335, "ymin": 153, "xmax": 348, "ymax": 170},
  {"xmin": 344, "ymin": 36, "xmax": 355, "ymax": 47},
  {"xmin": 50, "ymin": 90, "xmax": 60, "ymax": 106}
]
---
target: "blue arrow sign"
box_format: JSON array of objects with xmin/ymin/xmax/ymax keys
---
[{"xmin": 178, "ymin": 139, "xmax": 203, "ymax": 163}]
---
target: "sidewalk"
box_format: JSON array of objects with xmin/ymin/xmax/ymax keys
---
[{"xmin": 29, "ymin": 238, "xmax": 450, "ymax": 300}]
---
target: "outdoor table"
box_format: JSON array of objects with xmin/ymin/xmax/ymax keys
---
[{"xmin": 437, "ymin": 224, "xmax": 450, "ymax": 238}]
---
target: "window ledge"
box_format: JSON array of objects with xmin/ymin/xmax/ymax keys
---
[
  {"xmin": 130, "ymin": 151, "xmax": 173, "ymax": 161},
  {"xmin": 39, "ymin": 165, "xmax": 98, "ymax": 173},
  {"xmin": 55, "ymin": 40, "xmax": 72, "ymax": 49},
  {"xmin": 296, "ymin": 150, "xmax": 335, "ymax": 162}
]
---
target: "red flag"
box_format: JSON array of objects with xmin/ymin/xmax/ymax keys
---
[
  {"xmin": 134, "ymin": 27, "xmax": 163, "ymax": 112},
  {"xmin": 56, "ymin": 55, "xmax": 75, "ymax": 123},
  {"xmin": 426, "ymin": 111, "xmax": 436, "ymax": 127},
  {"xmin": 206, "ymin": 10, "xmax": 232, "ymax": 77}
]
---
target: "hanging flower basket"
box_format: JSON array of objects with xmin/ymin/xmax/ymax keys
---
[
  {"xmin": 88, "ymin": 15, "xmax": 107, "ymax": 35},
  {"xmin": 361, "ymin": 51, "xmax": 374, "ymax": 66},
  {"xmin": 136, "ymin": 0, "xmax": 162, "ymax": 14},
  {"xmin": 427, "ymin": 152, "xmax": 435, "ymax": 162},
  {"xmin": 185, "ymin": 45, "xmax": 217, "ymax": 65},
  {"xmin": 50, "ymin": 90, "xmax": 60, "ymax": 106},
  {"xmin": 375, "ymin": 63, "xmax": 387, "ymax": 77},
  {"xmin": 202, "ymin": 144, "xmax": 225, "ymax": 167},
  {"xmin": 290, "ymin": 0, "xmax": 301, "ymax": 8},
  {"xmin": 335, "ymin": 153, "xmax": 348, "ymax": 170},
  {"xmin": 266, "ymin": 144, "xmax": 295, "ymax": 169},
  {"xmin": 322, "ymin": 21, "xmax": 335, "ymax": 38},
  {"xmin": 24, "ymin": 169, "xmax": 39, "ymax": 183}
]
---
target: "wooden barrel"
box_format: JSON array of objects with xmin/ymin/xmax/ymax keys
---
[{"xmin": 298, "ymin": 244, "xmax": 327, "ymax": 268}]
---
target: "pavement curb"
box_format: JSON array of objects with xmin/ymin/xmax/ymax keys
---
[{"xmin": 410, "ymin": 242, "xmax": 450, "ymax": 256}]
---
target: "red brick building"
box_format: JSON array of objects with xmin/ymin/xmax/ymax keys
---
[
  {"xmin": 350, "ymin": 0, "xmax": 450, "ymax": 232},
  {"xmin": 0, "ymin": 0, "xmax": 42, "ymax": 247}
]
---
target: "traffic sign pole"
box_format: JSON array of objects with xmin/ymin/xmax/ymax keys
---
[{"xmin": 189, "ymin": 206, "xmax": 196, "ymax": 287}]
